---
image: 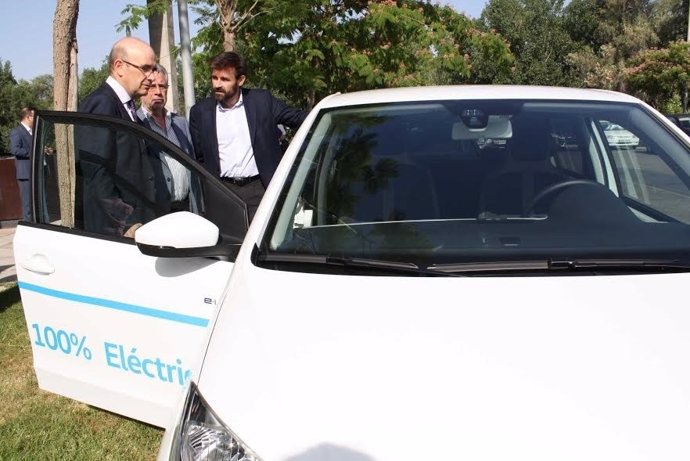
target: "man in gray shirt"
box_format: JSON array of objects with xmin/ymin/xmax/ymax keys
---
[{"xmin": 137, "ymin": 64, "xmax": 196, "ymax": 212}]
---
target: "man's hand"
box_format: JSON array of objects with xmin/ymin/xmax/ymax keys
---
[{"xmin": 124, "ymin": 223, "xmax": 143, "ymax": 238}]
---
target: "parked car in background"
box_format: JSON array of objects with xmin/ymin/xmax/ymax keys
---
[
  {"xmin": 14, "ymin": 85, "xmax": 690, "ymax": 461},
  {"xmin": 601, "ymin": 120, "xmax": 640, "ymax": 147}
]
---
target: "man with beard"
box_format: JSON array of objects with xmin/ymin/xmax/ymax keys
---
[{"xmin": 189, "ymin": 51, "xmax": 307, "ymax": 222}]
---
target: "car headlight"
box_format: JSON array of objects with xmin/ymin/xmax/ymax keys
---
[{"xmin": 172, "ymin": 381, "xmax": 263, "ymax": 461}]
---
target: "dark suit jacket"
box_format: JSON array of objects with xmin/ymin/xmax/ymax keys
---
[
  {"xmin": 9, "ymin": 124, "xmax": 32, "ymax": 180},
  {"xmin": 189, "ymin": 88, "xmax": 307, "ymax": 187},
  {"xmin": 77, "ymin": 82, "xmax": 170, "ymax": 235}
]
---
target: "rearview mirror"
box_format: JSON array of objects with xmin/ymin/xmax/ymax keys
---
[{"xmin": 452, "ymin": 116, "xmax": 512, "ymax": 141}]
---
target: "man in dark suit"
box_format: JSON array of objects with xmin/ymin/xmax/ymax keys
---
[
  {"xmin": 77, "ymin": 36, "xmax": 167, "ymax": 237},
  {"xmin": 189, "ymin": 51, "xmax": 308, "ymax": 222},
  {"xmin": 9, "ymin": 107, "xmax": 35, "ymax": 221}
]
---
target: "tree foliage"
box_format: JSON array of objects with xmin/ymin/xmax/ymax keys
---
[
  {"xmin": 626, "ymin": 41, "xmax": 690, "ymax": 111},
  {"xmin": 78, "ymin": 59, "xmax": 110, "ymax": 102},
  {"xmin": 564, "ymin": 0, "xmax": 658, "ymax": 91},
  {"xmin": 4, "ymin": 0, "xmax": 688, "ymax": 141},
  {"xmin": 118, "ymin": 0, "xmax": 513, "ymax": 109},
  {"xmin": 0, "ymin": 61, "xmax": 53, "ymax": 154},
  {"xmin": 480, "ymin": 0, "xmax": 578, "ymax": 85},
  {"xmin": 237, "ymin": 0, "xmax": 513, "ymax": 108},
  {"xmin": 654, "ymin": 0, "xmax": 689, "ymax": 44}
]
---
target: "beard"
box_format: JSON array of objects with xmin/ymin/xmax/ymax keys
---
[
  {"xmin": 213, "ymin": 89, "xmax": 227, "ymax": 102},
  {"xmin": 213, "ymin": 87, "xmax": 240, "ymax": 108}
]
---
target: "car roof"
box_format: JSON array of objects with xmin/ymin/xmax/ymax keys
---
[{"xmin": 316, "ymin": 85, "xmax": 642, "ymax": 109}]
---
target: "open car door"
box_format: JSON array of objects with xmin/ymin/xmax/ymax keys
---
[{"xmin": 13, "ymin": 111, "xmax": 247, "ymax": 427}]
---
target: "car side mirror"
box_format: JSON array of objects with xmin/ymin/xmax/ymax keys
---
[{"xmin": 135, "ymin": 212, "xmax": 241, "ymax": 259}]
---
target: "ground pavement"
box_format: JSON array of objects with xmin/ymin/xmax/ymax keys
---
[{"xmin": 0, "ymin": 223, "xmax": 17, "ymax": 287}]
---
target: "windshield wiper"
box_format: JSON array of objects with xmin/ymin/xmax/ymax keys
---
[
  {"xmin": 547, "ymin": 258, "xmax": 690, "ymax": 271},
  {"xmin": 429, "ymin": 258, "xmax": 690, "ymax": 274},
  {"xmin": 256, "ymin": 252, "xmax": 458, "ymax": 276},
  {"xmin": 428, "ymin": 260, "xmax": 550, "ymax": 273}
]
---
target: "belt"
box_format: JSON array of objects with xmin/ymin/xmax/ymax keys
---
[
  {"xmin": 220, "ymin": 175, "xmax": 260, "ymax": 186},
  {"xmin": 171, "ymin": 197, "xmax": 189, "ymax": 212}
]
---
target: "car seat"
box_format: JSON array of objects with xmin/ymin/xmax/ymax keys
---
[{"xmin": 478, "ymin": 115, "xmax": 569, "ymax": 217}]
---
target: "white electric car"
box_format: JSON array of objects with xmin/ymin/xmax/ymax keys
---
[{"xmin": 15, "ymin": 86, "xmax": 690, "ymax": 460}]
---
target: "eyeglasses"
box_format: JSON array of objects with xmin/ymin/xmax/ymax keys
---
[{"xmin": 122, "ymin": 59, "xmax": 156, "ymax": 77}]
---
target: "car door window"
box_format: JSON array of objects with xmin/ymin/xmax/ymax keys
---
[
  {"xmin": 597, "ymin": 118, "xmax": 690, "ymax": 223},
  {"xmin": 33, "ymin": 111, "xmax": 247, "ymax": 242}
]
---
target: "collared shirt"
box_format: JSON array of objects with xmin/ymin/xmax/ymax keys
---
[
  {"xmin": 106, "ymin": 76, "xmax": 137, "ymax": 121},
  {"xmin": 141, "ymin": 107, "xmax": 191, "ymax": 201},
  {"xmin": 20, "ymin": 122, "xmax": 32, "ymax": 136},
  {"xmin": 216, "ymin": 93, "xmax": 259, "ymax": 178}
]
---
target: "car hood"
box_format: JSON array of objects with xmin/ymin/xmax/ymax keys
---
[{"xmin": 198, "ymin": 265, "xmax": 690, "ymax": 461}]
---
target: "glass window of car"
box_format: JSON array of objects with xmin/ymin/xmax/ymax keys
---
[
  {"xmin": 33, "ymin": 113, "xmax": 247, "ymax": 243},
  {"xmin": 261, "ymin": 100, "xmax": 690, "ymax": 272}
]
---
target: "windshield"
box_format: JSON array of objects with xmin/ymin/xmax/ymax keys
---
[{"xmin": 261, "ymin": 99, "xmax": 690, "ymax": 271}]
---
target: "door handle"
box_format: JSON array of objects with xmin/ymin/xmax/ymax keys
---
[{"xmin": 20, "ymin": 254, "xmax": 55, "ymax": 275}]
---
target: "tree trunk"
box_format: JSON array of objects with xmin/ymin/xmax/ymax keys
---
[
  {"xmin": 53, "ymin": 0, "xmax": 79, "ymax": 227},
  {"xmin": 148, "ymin": 0, "xmax": 180, "ymax": 113},
  {"xmin": 216, "ymin": 0, "xmax": 237, "ymax": 51}
]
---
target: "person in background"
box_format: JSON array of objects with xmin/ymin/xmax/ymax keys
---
[
  {"xmin": 137, "ymin": 64, "xmax": 195, "ymax": 213},
  {"xmin": 189, "ymin": 51, "xmax": 308, "ymax": 222},
  {"xmin": 77, "ymin": 36, "xmax": 165, "ymax": 237},
  {"xmin": 9, "ymin": 107, "xmax": 35, "ymax": 221}
]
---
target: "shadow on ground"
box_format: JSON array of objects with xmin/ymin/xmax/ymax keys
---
[{"xmin": 0, "ymin": 284, "xmax": 20, "ymax": 311}]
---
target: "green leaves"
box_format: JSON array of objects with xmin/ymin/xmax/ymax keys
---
[
  {"xmin": 0, "ymin": 61, "xmax": 53, "ymax": 154},
  {"xmin": 626, "ymin": 41, "xmax": 690, "ymax": 110},
  {"xmin": 482, "ymin": 0, "xmax": 578, "ymax": 85},
  {"xmin": 233, "ymin": 0, "xmax": 512, "ymax": 107}
]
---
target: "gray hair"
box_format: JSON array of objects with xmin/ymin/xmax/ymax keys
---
[{"xmin": 155, "ymin": 63, "xmax": 169, "ymax": 83}]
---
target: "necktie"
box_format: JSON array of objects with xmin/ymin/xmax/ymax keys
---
[{"xmin": 126, "ymin": 100, "xmax": 137, "ymax": 121}]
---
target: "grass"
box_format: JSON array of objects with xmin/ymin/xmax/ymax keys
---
[{"xmin": 0, "ymin": 284, "xmax": 163, "ymax": 460}]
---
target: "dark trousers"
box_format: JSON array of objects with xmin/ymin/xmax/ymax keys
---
[
  {"xmin": 221, "ymin": 179, "xmax": 266, "ymax": 223},
  {"xmin": 17, "ymin": 179, "xmax": 32, "ymax": 221}
]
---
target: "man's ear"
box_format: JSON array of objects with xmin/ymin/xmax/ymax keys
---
[
  {"xmin": 238, "ymin": 75, "xmax": 246, "ymax": 87},
  {"xmin": 113, "ymin": 59, "xmax": 126, "ymax": 78}
]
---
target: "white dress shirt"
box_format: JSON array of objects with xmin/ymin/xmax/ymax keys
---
[
  {"xmin": 216, "ymin": 93, "xmax": 259, "ymax": 178},
  {"xmin": 21, "ymin": 122, "xmax": 32, "ymax": 136},
  {"xmin": 106, "ymin": 76, "xmax": 137, "ymax": 121}
]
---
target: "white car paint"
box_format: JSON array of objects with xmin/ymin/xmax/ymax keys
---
[
  {"xmin": 15, "ymin": 85, "xmax": 690, "ymax": 460},
  {"xmin": 196, "ymin": 265, "xmax": 690, "ymax": 460},
  {"xmin": 14, "ymin": 225, "xmax": 233, "ymax": 426},
  {"xmin": 154, "ymin": 86, "xmax": 690, "ymax": 459}
]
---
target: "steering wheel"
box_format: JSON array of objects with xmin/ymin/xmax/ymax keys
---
[{"xmin": 525, "ymin": 179, "xmax": 602, "ymax": 216}]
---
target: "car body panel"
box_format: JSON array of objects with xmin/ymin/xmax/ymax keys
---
[
  {"xmin": 156, "ymin": 86, "xmax": 690, "ymax": 459},
  {"xmin": 190, "ymin": 262, "xmax": 690, "ymax": 460},
  {"xmin": 13, "ymin": 86, "xmax": 690, "ymax": 459},
  {"xmin": 14, "ymin": 112, "xmax": 245, "ymax": 427},
  {"xmin": 310, "ymin": 85, "xmax": 641, "ymax": 110}
]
